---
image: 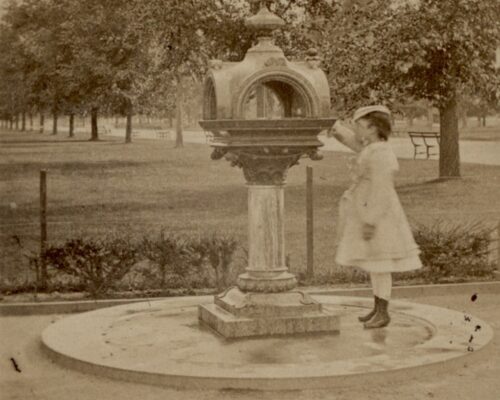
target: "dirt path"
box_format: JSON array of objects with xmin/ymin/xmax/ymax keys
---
[{"xmin": 1, "ymin": 293, "xmax": 499, "ymax": 400}]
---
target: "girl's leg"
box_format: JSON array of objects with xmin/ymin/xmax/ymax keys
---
[
  {"xmin": 359, "ymin": 273, "xmax": 380, "ymax": 322},
  {"xmin": 364, "ymin": 272, "xmax": 392, "ymax": 329},
  {"xmin": 373, "ymin": 272, "xmax": 392, "ymax": 301}
]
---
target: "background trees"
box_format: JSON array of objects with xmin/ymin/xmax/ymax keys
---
[
  {"xmin": 319, "ymin": 0, "xmax": 500, "ymax": 178},
  {"xmin": 0, "ymin": 0, "xmax": 498, "ymax": 176}
]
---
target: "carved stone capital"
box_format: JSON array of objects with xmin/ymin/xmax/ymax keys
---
[{"xmin": 222, "ymin": 148, "xmax": 304, "ymax": 185}]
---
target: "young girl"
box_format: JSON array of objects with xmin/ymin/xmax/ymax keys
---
[{"xmin": 330, "ymin": 105, "xmax": 422, "ymax": 329}]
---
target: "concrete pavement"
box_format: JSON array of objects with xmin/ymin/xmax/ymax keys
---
[{"xmin": 2, "ymin": 293, "xmax": 499, "ymax": 400}]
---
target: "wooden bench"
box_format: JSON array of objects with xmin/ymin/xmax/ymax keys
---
[
  {"xmin": 155, "ymin": 130, "xmax": 171, "ymax": 140},
  {"xmin": 408, "ymin": 131, "xmax": 440, "ymax": 159}
]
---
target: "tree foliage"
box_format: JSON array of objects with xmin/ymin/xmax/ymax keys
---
[
  {"xmin": 0, "ymin": 0, "xmax": 497, "ymax": 172},
  {"xmin": 318, "ymin": 0, "xmax": 500, "ymax": 177}
]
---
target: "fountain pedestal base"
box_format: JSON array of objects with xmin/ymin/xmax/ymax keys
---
[{"xmin": 198, "ymin": 287, "xmax": 340, "ymax": 338}]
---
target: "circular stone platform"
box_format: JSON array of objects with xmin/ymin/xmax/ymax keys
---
[{"xmin": 41, "ymin": 295, "xmax": 494, "ymax": 390}]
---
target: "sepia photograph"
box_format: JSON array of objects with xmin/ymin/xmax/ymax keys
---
[{"xmin": 0, "ymin": 0, "xmax": 499, "ymax": 399}]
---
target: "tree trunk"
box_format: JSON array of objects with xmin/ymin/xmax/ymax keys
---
[
  {"xmin": 482, "ymin": 116, "xmax": 486, "ymax": 127},
  {"xmin": 29, "ymin": 113, "xmax": 33, "ymax": 130},
  {"xmin": 52, "ymin": 110, "xmax": 58, "ymax": 135},
  {"xmin": 9, "ymin": 117, "xmax": 13, "ymax": 130},
  {"xmin": 125, "ymin": 103, "xmax": 133, "ymax": 144},
  {"xmin": 439, "ymin": 96, "xmax": 460, "ymax": 178},
  {"xmin": 115, "ymin": 116, "xmax": 119, "ymax": 128},
  {"xmin": 175, "ymin": 79, "xmax": 184, "ymax": 148},
  {"xmin": 15, "ymin": 114, "xmax": 19, "ymax": 130},
  {"xmin": 39, "ymin": 114, "xmax": 45, "ymax": 133},
  {"xmin": 90, "ymin": 107, "xmax": 99, "ymax": 141},
  {"xmin": 477, "ymin": 116, "xmax": 481, "ymax": 127},
  {"xmin": 69, "ymin": 113, "xmax": 75, "ymax": 137},
  {"xmin": 21, "ymin": 112, "xmax": 26, "ymax": 131}
]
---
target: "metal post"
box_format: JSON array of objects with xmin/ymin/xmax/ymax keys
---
[
  {"xmin": 306, "ymin": 166, "xmax": 314, "ymax": 279},
  {"xmin": 40, "ymin": 170, "xmax": 47, "ymax": 288},
  {"xmin": 497, "ymin": 222, "xmax": 500, "ymax": 272}
]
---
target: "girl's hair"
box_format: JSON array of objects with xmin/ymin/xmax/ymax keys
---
[{"xmin": 361, "ymin": 111, "xmax": 392, "ymax": 141}]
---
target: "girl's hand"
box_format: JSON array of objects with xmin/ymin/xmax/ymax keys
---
[
  {"xmin": 362, "ymin": 223, "xmax": 376, "ymax": 241},
  {"xmin": 329, "ymin": 120, "xmax": 346, "ymax": 139}
]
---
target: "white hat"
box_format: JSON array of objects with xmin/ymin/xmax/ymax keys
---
[{"xmin": 353, "ymin": 105, "xmax": 391, "ymax": 122}]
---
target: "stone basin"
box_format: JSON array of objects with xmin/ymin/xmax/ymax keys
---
[{"xmin": 199, "ymin": 118, "xmax": 336, "ymax": 147}]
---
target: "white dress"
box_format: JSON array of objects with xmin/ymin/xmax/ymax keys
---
[{"xmin": 335, "ymin": 141, "xmax": 422, "ymax": 273}]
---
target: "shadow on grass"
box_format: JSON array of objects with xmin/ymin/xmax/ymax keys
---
[
  {"xmin": 0, "ymin": 139, "xmax": 115, "ymax": 145},
  {"xmin": 48, "ymin": 185, "xmax": 248, "ymax": 217},
  {"xmin": 395, "ymin": 177, "xmax": 464, "ymax": 192},
  {"xmin": 1, "ymin": 160, "xmax": 146, "ymax": 178}
]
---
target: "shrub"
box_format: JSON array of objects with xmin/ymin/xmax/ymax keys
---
[
  {"xmin": 43, "ymin": 236, "xmax": 140, "ymax": 298},
  {"xmin": 189, "ymin": 233, "xmax": 239, "ymax": 291},
  {"xmin": 139, "ymin": 231, "xmax": 194, "ymax": 288},
  {"xmin": 410, "ymin": 220, "xmax": 495, "ymax": 283},
  {"xmin": 298, "ymin": 267, "xmax": 369, "ymax": 286}
]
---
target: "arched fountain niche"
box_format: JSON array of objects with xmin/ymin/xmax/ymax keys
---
[
  {"xmin": 239, "ymin": 76, "xmax": 312, "ymax": 119},
  {"xmin": 203, "ymin": 77, "xmax": 217, "ymax": 120}
]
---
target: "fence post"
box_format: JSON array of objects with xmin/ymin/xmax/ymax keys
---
[
  {"xmin": 306, "ymin": 166, "xmax": 314, "ymax": 280},
  {"xmin": 40, "ymin": 170, "xmax": 48, "ymax": 288},
  {"xmin": 497, "ymin": 222, "xmax": 500, "ymax": 273}
]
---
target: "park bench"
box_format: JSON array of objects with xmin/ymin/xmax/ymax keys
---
[
  {"xmin": 408, "ymin": 131, "xmax": 440, "ymax": 159},
  {"xmin": 155, "ymin": 130, "xmax": 171, "ymax": 140}
]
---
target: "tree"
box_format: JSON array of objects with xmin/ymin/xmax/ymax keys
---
[
  {"xmin": 320, "ymin": 0, "xmax": 500, "ymax": 178},
  {"xmin": 0, "ymin": 18, "xmax": 34, "ymax": 132},
  {"xmin": 133, "ymin": 0, "xmax": 223, "ymax": 147},
  {"xmin": 0, "ymin": 0, "xmax": 79, "ymax": 136}
]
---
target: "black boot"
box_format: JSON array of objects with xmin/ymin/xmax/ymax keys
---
[
  {"xmin": 358, "ymin": 296, "xmax": 379, "ymax": 322},
  {"xmin": 364, "ymin": 298, "xmax": 391, "ymax": 329}
]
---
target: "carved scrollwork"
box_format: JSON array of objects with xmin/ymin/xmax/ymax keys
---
[
  {"xmin": 211, "ymin": 147, "xmax": 228, "ymax": 160},
  {"xmin": 307, "ymin": 149, "xmax": 323, "ymax": 161},
  {"xmin": 305, "ymin": 47, "xmax": 322, "ymax": 69},
  {"xmin": 264, "ymin": 57, "xmax": 287, "ymax": 67},
  {"xmin": 223, "ymin": 149, "xmax": 302, "ymax": 185}
]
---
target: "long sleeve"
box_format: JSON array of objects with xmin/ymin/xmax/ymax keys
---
[
  {"xmin": 357, "ymin": 146, "xmax": 398, "ymax": 226},
  {"xmin": 331, "ymin": 122, "xmax": 363, "ymax": 153}
]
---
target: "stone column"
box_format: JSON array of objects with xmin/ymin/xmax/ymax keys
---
[
  {"xmin": 222, "ymin": 148, "xmax": 301, "ymax": 293},
  {"xmin": 199, "ymin": 148, "xmax": 338, "ymax": 339},
  {"xmin": 238, "ymin": 184, "xmax": 296, "ymax": 292}
]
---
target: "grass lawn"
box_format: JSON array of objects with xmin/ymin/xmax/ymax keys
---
[{"xmin": 1, "ymin": 129, "xmax": 500, "ymax": 283}]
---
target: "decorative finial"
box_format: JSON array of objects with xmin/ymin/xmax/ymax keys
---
[
  {"xmin": 305, "ymin": 47, "xmax": 322, "ymax": 69},
  {"xmin": 245, "ymin": 5, "xmax": 285, "ymax": 37}
]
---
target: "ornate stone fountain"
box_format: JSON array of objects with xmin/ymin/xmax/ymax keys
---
[
  {"xmin": 198, "ymin": 6, "xmax": 338, "ymax": 338},
  {"xmin": 39, "ymin": 7, "xmax": 494, "ymax": 389}
]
